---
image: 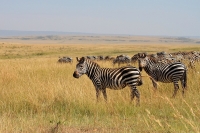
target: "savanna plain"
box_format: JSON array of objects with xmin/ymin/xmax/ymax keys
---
[{"xmin": 0, "ymin": 35, "xmax": 200, "ymax": 133}]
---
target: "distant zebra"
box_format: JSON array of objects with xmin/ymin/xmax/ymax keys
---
[
  {"xmin": 188, "ymin": 51, "xmax": 200, "ymax": 69},
  {"xmin": 137, "ymin": 53, "xmax": 187, "ymax": 97},
  {"xmin": 97, "ymin": 55, "xmax": 104, "ymax": 60},
  {"xmin": 73, "ymin": 57, "xmax": 143, "ymax": 105},
  {"xmin": 113, "ymin": 55, "xmax": 131, "ymax": 67},
  {"xmin": 131, "ymin": 54, "xmax": 139, "ymax": 64},
  {"xmin": 58, "ymin": 56, "xmax": 73, "ymax": 63}
]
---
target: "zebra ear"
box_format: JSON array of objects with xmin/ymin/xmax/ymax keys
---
[
  {"xmin": 137, "ymin": 53, "xmax": 142, "ymax": 57},
  {"xmin": 142, "ymin": 53, "xmax": 147, "ymax": 57},
  {"xmin": 76, "ymin": 57, "xmax": 80, "ymax": 62},
  {"xmin": 79, "ymin": 57, "xmax": 85, "ymax": 63}
]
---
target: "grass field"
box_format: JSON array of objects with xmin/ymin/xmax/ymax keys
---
[{"xmin": 0, "ymin": 35, "xmax": 200, "ymax": 133}]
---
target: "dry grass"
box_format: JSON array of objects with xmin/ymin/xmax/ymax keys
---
[{"xmin": 0, "ymin": 36, "xmax": 200, "ymax": 132}]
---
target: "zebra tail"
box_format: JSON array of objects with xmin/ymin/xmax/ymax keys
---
[
  {"xmin": 137, "ymin": 76, "xmax": 143, "ymax": 86},
  {"xmin": 139, "ymin": 67, "xmax": 143, "ymax": 71},
  {"xmin": 183, "ymin": 69, "xmax": 187, "ymax": 88}
]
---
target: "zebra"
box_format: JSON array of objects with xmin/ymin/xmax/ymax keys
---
[
  {"xmin": 73, "ymin": 57, "xmax": 143, "ymax": 105},
  {"xmin": 113, "ymin": 55, "xmax": 131, "ymax": 67},
  {"xmin": 174, "ymin": 51, "xmax": 200, "ymax": 69},
  {"xmin": 137, "ymin": 53, "xmax": 187, "ymax": 98},
  {"xmin": 104, "ymin": 55, "xmax": 115, "ymax": 61},
  {"xmin": 187, "ymin": 51, "xmax": 200, "ymax": 69},
  {"xmin": 131, "ymin": 54, "xmax": 140, "ymax": 64},
  {"xmin": 58, "ymin": 56, "xmax": 73, "ymax": 63},
  {"xmin": 97, "ymin": 55, "xmax": 104, "ymax": 60}
]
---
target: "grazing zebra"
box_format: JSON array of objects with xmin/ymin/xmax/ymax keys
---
[
  {"xmin": 58, "ymin": 56, "xmax": 73, "ymax": 63},
  {"xmin": 137, "ymin": 53, "xmax": 187, "ymax": 98},
  {"xmin": 113, "ymin": 55, "xmax": 131, "ymax": 67},
  {"xmin": 73, "ymin": 57, "xmax": 143, "ymax": 105}
]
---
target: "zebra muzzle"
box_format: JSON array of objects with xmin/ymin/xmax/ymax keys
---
[{"xmin": 73, "ymin": 71, "xmax": 80, "ymax": 78}]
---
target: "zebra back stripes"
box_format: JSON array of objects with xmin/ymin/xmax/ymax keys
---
[
  {"xmin": 137, "ymin": 53, "xmax": 187, "ymax": 97},
  {"xmin": 73, "ymin": 57, "xmax": 142, "ymax": 105}
]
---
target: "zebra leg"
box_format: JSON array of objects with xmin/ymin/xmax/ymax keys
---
[
  {"xmin": 130, "ymin": 88, "xmax": 135, "ymax": 101},
  {"xmin": 95, "ymin": 88, "xmax": 101, "ymax": 102},
  {"xmin": 151, "ymin": 79, "xmax": 157, "ymax": 90},
  {"xmin": 180, "ymin": 79, "xmax": 187, "ymax": 97},
  {"xmin": 172, "ymin": 83, "xmax": 179, "ymax": 98},
  {"xmin": 181, "ymin": 70, "xmax": 187, "ymax": 97},
  {"xmin": 131, "ymin": 86, "xmax": 140, "ymax": 106},
  {"xmin": 101, "ymin": 88, "xmax": 107, "ymax": 102},
  {"xmin": 189, "ymin": 60, "xmax": 195, "ymax": 69}
]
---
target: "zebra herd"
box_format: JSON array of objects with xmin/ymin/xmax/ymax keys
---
[
  {"xmin": 57, "ymin": 55, "xmax": 115, "ymax": 63},
  {"xmin": 132, "ymin": 51, "xmax": 200, "ymax": 69},
  {"xmin": 62, "ymin": 50, "xmax": 200, "ymax": 69},
  {"xmin": 72, "ymin": 50, "xmax": 198, "ymax": 105}
]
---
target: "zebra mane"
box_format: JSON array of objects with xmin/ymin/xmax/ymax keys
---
[
  {"xmin": 80, "ymin": 57, "xmax": 100, "ymax": 68},
  {"xmin": 137, "ymin": 52, "xmax": 158, "ymax": 63},
  {"xmin": 148, "ymin": 56, "xmax": 159, "ymax": 63}
]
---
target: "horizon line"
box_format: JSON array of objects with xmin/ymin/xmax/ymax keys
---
[{"xmin": 0, "ymin": 29, "xmax": 200, "ymax": 38}]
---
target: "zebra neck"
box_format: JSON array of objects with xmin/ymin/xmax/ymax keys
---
[
  {"xmin": 86, "ymin": 61, "xmax": 100, "ymax": 79},
  {"xmin": 143, "ymin": 60, "xmax": 155, "ymax": 73},
  {"xmin": 143, "ymin": 65, "xmax": 152, "ymax": 73}
]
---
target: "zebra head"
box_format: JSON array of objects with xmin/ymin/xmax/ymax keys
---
[
  {"xmin": 137, "ymin": 52, "xmax": 148, "ymax": 71},
  {"xmin": 73, "ymin": 57, "xmax": 88, "ymax": 78}
]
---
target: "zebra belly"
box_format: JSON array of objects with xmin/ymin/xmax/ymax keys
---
[
  {"xmin": 156, "ymin": 74, "xmax": 183, "ymax": 83},
  {"xmin": 106, "ymin": 84, "xmax": 127, "ymax": 90},
  {"xmin": 104, "ymin": 79, "xmax": 138, "ymax": 90}
]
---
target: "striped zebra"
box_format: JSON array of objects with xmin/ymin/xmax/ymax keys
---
[
  {"xmin": 73, "ymin": 57, "xmax": 143, "ymax": 105},
  {"xmin": 137, "ymin": 53, "xmax": 187, "ymax": 98}
]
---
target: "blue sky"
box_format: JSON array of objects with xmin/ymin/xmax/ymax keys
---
[{"xmin": 0, "ymin": 0, "xmax": 200, "ymax": 36}]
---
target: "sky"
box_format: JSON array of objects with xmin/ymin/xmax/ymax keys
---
[{"xmin": 0, "ymin": 0, "xmax": 200, "ymax": 36}]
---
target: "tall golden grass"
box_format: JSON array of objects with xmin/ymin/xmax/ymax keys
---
[{"xmin": 0, "ymin": 42, "xmax": 200, "ymax": 132}]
